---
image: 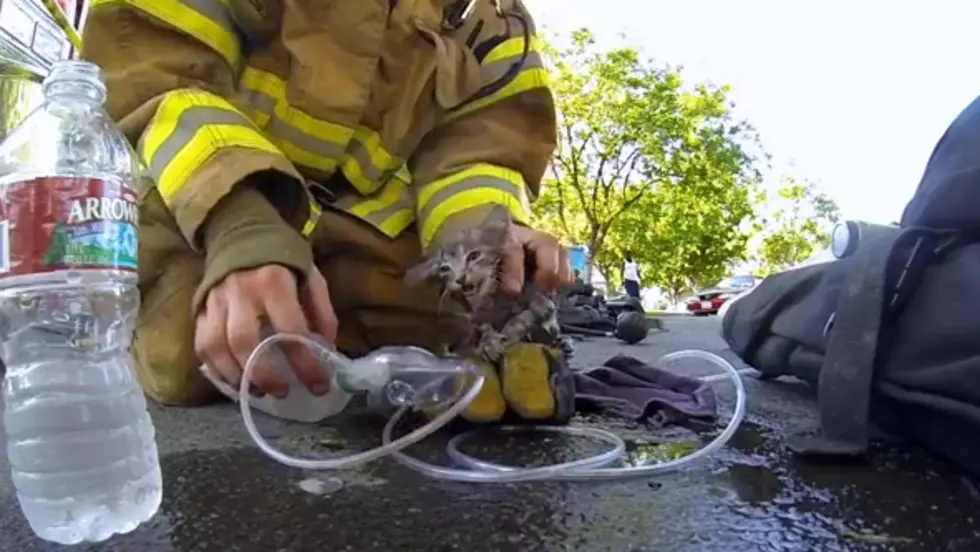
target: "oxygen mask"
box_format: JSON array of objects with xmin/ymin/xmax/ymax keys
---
[{"xmin": 199, "ymin": 335, "xmax": 468, "ymax": 423}]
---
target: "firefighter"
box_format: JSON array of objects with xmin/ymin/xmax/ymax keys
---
[{"xmin": 80, "ymin": 0, "xmax": 574, "ymax": 423}]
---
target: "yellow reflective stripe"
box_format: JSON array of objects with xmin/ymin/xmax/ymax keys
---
[
  {"xmin": 341, "ymin": 178, "xmax": 415, "ymax": 237},
  {"xmin": 443, "ymin": 35, "xmax": 550, "ymax": 122},
  {"xmin": 238, "ymin": 68, "xmax": 278, "ymax": 128},
  {"xmin": 395, "ymin": 165, "xmax": 412, "ymax": 182},
  {"xmin": 240, "ymin": 68, "xmax": 409, "ymax": 196},
  {"xmin": 239, "ymin": 67, "xmax": 353, "ymax": 176},
  {"xmin": 301, "ymin": 199, "xmax": 322, "ymax": 237},
  {"xmin": 90, "ymin": 0, "xmax": 241, "ymax": 71},
  {"xmin": 138, "ymin": 90, "xmax": 282, "ymax": 203},
  {"xmin": 417, "ymin": 164, "xmax": 532, "ymax": 247},
  {"xmin": 480, "ymin": 37, "xmax": 545, "ymax": 86},
  {"xmin": 484, "ymin": 35, "xmax": 543, "ymax": 65},
  {"xmin": 339, "ymin": 128, "xmax": 405, "ymax": 196},
  {"xmin": 378, "ymin": 208, "xmax": 414, "ymax": 237},
  {"xmin": 445, "ymin": 67, "xmax": 550, "ymax": 122}
]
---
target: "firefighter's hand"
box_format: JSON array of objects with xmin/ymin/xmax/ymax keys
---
[
  {"xmin": 499, "ymin": 224, "xmax": 572, "ymax": 295},
  {"xmin": 195, "ymin": 264, "xmax": 338, "ymax": 398}
]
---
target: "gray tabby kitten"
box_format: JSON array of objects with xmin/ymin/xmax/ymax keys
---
[{"xmin": 404, "ymin": 206, "xmax": 572, "ymax": 362}]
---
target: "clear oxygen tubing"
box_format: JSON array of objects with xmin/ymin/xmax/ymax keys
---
[
  {"xmin": 383, "ymin": 349, "xmax": 748, "ymax": 482},
  {"xmin": 235, "ymin": 333, "xmax": 747, "ymax": 481},
  {"xmin": 238, "ymin": 333, "xmax": 488, "ymax": 470}
]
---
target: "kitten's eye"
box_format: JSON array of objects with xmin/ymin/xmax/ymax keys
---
[{"xmin": 465, "ymin": 251, "xmax": 482, "ymax": 263}]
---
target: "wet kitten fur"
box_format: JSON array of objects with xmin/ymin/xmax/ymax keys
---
[{"xmin": 404, "ymin": 206, "xmax": 571, "ymax": 362}]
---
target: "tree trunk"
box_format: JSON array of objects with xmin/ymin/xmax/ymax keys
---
[{"xmin": 597, "ymin": 263, "xmax": 613, "ymax": 293}]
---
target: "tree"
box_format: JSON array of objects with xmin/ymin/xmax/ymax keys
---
[
  {"xmin": 533, "ymin": 29, "xmax": 762, "ymax": 299},
  {"xmin": 610, "ymin": 179, "xmax": 759, "ymax": 303},
  {"xmin": 753, "ymin": 177, "xmax": 841, "ymax": 276}
]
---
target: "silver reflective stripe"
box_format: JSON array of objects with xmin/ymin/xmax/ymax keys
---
[
  {"xmin": 241, "ymin": 87, "xmax": 276, "ymax": 117},
  {"xmin": 266, "ymin": 117, "xmax": 346, "ymax": 159},
  {"xmin": 331, "ymin": 193, "xmax": 360, "ymax": 210},
  {"xmin": 342, "ymin": 137, "xmax": 400, "ymax": 185},
  {"xmin": 140, "ymin": 106, "xmax": 255, "ymax": 183},
  {"xmin": 333, "ymin": 179, "xmax": 414, "ymax": 234},
  {"xmin": 417, "ymin": 176, "xmax": 526, "ymax": 225},
  {"xmin": 240, "ymin": 85, "xmax": 347, "ymax": 160},
  {"xmin": 362, "ymin": 203, "xmax": 413, "ymax": 228},
  {"xmin": 183, "ymin": 0, "xmax": 237, "ymax": 33},
  {"xmin": 240, "ymin": 73, "xmax": 401, "ymax": 192},
  {"xmin": 481, "ymin": 51, "xmax": 544, "ymax": 84},
  {"xmin": 360, "ymin": 188, "xmax": 414, "ymax": 227}
]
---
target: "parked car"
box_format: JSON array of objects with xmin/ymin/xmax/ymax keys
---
[{"xmin": 686, "ymin": 275, "xmax": 758, "ymax": 316}]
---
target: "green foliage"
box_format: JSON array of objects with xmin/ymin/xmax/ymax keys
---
[
  {"xmin": 533, "ymin": 29, "xmax": 762, "ymax": 301},
  {"xmin": 612, "ymin": 180, "xmax": 757, "ymax": 301},
  {"xmin": 753, "ymin": 177, "xmax": 841, "ymax": 276}
]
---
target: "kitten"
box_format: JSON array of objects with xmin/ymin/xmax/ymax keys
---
[{"xmin": 404, "ymin": 206, "xmax": 573, "ymax": 362}]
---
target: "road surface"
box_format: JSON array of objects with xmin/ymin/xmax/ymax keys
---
[{"xmin": 2, "ymin": 316, "xmax": 979, "ymax": 551}]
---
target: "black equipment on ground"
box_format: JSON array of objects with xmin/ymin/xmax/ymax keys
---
[
  {"xmin": 557, "ymin": 284, "xmax": 657, "ymax": 344},
  {"xmin": 722, "ymin": 93, "xmax": 980, "ymax": 478}
]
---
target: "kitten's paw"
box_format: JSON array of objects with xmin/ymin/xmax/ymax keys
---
[
  {"xmin": 477, "ymin": 328, "xmax": 507, "ymax": 363},
  {"xmin": 556, "ymin": 335, "xmax": 576, "ymax": 359},
  {"xmin": 541, "ymin": 317, "xmax": 562, "ymax": 339}
]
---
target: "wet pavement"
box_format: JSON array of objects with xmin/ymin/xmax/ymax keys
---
[{"xmin": 2, "ymin": 316, "xmax": 980, "ymax": 551}]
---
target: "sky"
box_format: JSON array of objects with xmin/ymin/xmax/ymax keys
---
[{"xmin": 525, "ymin": 0, "xmax": 980, "ymax": 225}]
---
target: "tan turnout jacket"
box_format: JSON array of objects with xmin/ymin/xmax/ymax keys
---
[{"xmin": 81, "ymin": 0, "xmax": 556, "ymax": 261}]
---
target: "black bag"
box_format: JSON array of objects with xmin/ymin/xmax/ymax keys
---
[{"xmin": 722, "ymin": 94, "xmax": 980, "ymax": 476}]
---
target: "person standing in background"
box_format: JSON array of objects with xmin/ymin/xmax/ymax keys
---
[{"xmin": 623, "ymin": 252, "xmax": 641, "ymax": 298}]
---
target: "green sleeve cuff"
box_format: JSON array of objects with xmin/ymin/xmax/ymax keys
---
[{"xmin": 192, "ymin": 184, "xmax": 313, "ymax": 314}]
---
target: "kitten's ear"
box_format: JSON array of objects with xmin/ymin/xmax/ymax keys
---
[
  {"xmin": 481, "ymin": 205, "xmax": 511, "ymax": 243},
  {"xmin": 404, "ymin": 258, "xmax": 438, "ymax": 286}
]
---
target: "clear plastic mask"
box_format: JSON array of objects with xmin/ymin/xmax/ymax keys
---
[{"xmin": 198, "ymin": 336, "xmax": 467, "ymax": 423}]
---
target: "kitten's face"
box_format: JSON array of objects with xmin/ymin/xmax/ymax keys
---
[
  {"xmin": 430, "ymin": 240, "xmax": 501, "ymax": 301},
  {"xmin": 405, "ymin": 206, "xmax": 511, "ymax": 305}
]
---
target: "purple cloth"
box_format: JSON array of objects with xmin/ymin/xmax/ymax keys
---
[{"xmin": 574, "ymin": 355, "xmax": 718, "ymax": 427}]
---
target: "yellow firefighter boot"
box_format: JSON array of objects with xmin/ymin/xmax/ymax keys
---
[
  {"xmin": 422, "ymin": 357, "xmax": 507, "ymax": 423},
  {"xmin": 499, "ymin": 342, "xmax": 575, "ymax": 423}
]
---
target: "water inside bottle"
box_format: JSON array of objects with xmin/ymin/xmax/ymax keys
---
[{"xmin": 1, "ymin": 271, "xmax": 161, "ymax": 545}]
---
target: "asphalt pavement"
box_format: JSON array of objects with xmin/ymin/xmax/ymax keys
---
[{"xmin": 2, "ymin": 316, "xmax": 980, "ymax": 552}]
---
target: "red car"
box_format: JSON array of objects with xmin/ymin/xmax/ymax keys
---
[{"xmin": 686, "ymin": 275, "xmax": 758, "ymax": 316}]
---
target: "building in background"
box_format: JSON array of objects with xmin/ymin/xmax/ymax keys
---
[
  {"xmin": 0, "ymin": 0, "xmax": 86, "ymax": 64},
  {"xmin": 1, "ymin": 0, "xmax": 86, "ymax": 156}
]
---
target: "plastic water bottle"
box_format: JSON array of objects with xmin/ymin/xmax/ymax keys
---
[{"xmin": 0, "ymin": 60, "xmax": 161, "ymax": 544}]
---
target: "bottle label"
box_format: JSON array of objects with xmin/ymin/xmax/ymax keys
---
[{"xmin": 0, "ymin": 177, "xmax": 139, "ymax": 278}]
